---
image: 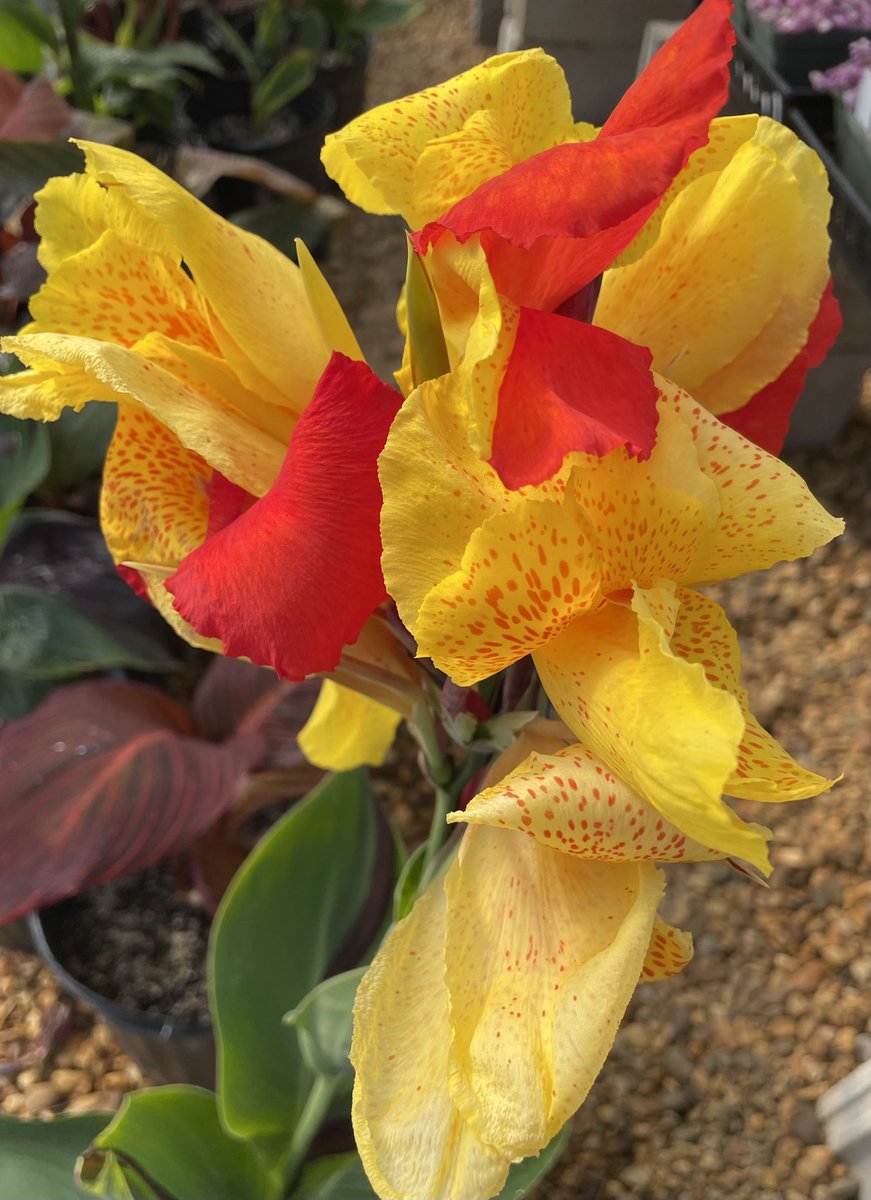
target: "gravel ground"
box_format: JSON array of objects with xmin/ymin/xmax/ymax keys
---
[{"xmin": 1, "ymin": 5, "xmax": 868, "ymax": 1200}]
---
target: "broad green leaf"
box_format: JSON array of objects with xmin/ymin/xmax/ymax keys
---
[
  {"xmin": 0, "ymin": 1113, "xmax": 109, "ymax": 1200},
  {"xmin": 0, "ymin": 414, "xmax": 50, "ymax": 548},
  {"xmin": 211, "ymin": 771, "xmax": 378, "ymax": 1164},
  {"xmin": 76, "ymin": 1086, "xmax": 277, "ymax": 1200},
  {"xmin": 44, "ymin": 401, "xmax": 117, "ymax": 489},
  {"xmin": 251, "ymin": 48, "xmax": 316, "ymax": 128},
  {"xmin": 292, "ymin": 1153, "xmax": 376, "ymax": 1200},
  {"xmin": 497, "ymin": 1122, "xmax": 572, "ymax": 1199},
  {"xmin": 0, "ymin": 585, "xmax": 177, "ymax": 681},
  {"xmin": 349, "ymin": 0, "xmax": 423, "ymax": 33},
  {"xmin": 0, "ymin": 4, "xmax": 43, "ymax": 72},
  {"xmin": 284, "ymin": 967, "xmax": 365, "ymax": 1078}
]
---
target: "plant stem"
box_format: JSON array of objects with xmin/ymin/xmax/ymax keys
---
[
  {"xmin": 280, "ymin": 1074, "xmax": 340, "ymax": 1195},
  {"xmin": 57, "ymin": 0, "xmax": 91, "ymax": 111}
]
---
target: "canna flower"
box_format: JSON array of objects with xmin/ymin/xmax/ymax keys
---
[
  {"xmin": 351, "ymin": 730, "xmax": 724, "ymax": 1200},
  {"xmin": 0, "ymin": 141, "xmax": 403, "ymax": 685},
  {"xmin": 378, "ymin": 257, "xmax": 842, "ymax": 872},
  {"xmin": 323, "ymin": 0, "xmax": 839, "ymax": 454}
]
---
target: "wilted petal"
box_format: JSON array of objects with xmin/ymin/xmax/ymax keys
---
[
  {"xmin": 639, "ymin": 917, "xmax": 694, "ymax": 983},
  {"xmin": 298, "ymin": 680, "xmax": 401, "ymax": 771}
]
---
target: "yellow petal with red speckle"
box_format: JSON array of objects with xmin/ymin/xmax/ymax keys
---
[
  {"xmin": 351, "ymin": 869, "xmax": 513, "ymax": 1200},
  {"xmin": 533, "ymin": 585, "xmax": 772, "ymax": 871},
  {"xmin": 0, "ymin": 361, "xmax": 115, "ymax": 421},
  {"xmin": 668, "ymin": 588, "xmax": 836, "ymax": 803},
  {"xmin": 4, "ymin": 332, "xmax": 284, "ymax": 495},
  {"xmin": 599, "ymin": 116, "xmax": 831, "ymax": 415},
  {"xmin": 680, "ymin": 397, "xmax": 843, "ymax": 583},
  {"xmin": 75, "ymin": 140, "xmax": 331, "ymax": 406},
  {"xmin": 414, "ymin": 492, "xmax": 602, "ymax": 685},
  {"xmin": 639, "ymin": 916, "xmax": 694, "ymax": 983},
  {"xmin": 444, "ymin": 826, "xmax": 664, "ymax": 1154},
  {"xmin": 451, "ymin": 747, "xmax": 723, "ymax": 863},
  {"xmin": 100, "ymin": 406, "xmax": 220, "ymax": 651},
  {"xmin": 322, "ymin": 49, "xmax": 575, "ymax": 228},
  {"xmin": 298, "ymin": 680, "xmax": 401, "ymax": 771}
]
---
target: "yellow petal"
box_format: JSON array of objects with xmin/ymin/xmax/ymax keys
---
[
  {"xmin": 100, "ymin": 406, "xmax": 220, "ymax": 652},
  {"xmin": 0, "ymin": 361, "xmax": 115, "ymax": 422},
  {"xmin": 444, "ymin": 826, "xmax": 664, "ymax": 1154},
  {"xmin": 639, "ymin": 916, "xmax": 694, "ymax": 983},
  {"xmin": 298, "ymin": 680, "xmax": 401, "ymax": 771},
  {"xmin": 668, "ymin": 588, "xmax": 836, "ymax": 803},
  {"xmin": 351, "ymin": 873, "xmax": 512, "ymax": 1200},
  {"xmin": 4, "ymin": 332, "xmax": 284, "ymax": 495},
  {"xmin": 322, "ymin": 49, "xmax": 574, "ymax": 228},
  {"xmin": 533, "ymin": 586, "xmax": 773, "ymax": 870},
  {"xmin": 598, "ymin": 116, "xmax": 831, "ymax": 414},
  {"xmin": 295, "ymin": 239, "xmax": 363, "ymax": 362},
  {"xmin": 680, "ymin": 395, "xmax": 844, "ymax": 583},
  {"xmin": 75, "ymin": 140, "xmax": 331, "ymax": 406},
  {"xmin": 452, "ymin": 746, "xmax": 724, "ymax": 863}
]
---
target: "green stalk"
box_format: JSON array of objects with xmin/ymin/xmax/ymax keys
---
[
  {"xmin": 280, "ymin": 1074, "xmax": 341, "ymax": 1195},
  {"xmin": 57, "ymin": 0, "xmax": 92, "ymax": 110}
]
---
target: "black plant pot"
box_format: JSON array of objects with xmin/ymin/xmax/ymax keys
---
[
  {"xmin": 181, "ymin": 80, "xmax": 336, "ymax": 211},
  {"xmin": 28, "ymin": 906, "xmax": 215, "ymax": 1089}
]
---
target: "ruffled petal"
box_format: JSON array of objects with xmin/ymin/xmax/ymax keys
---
[
  {"xmin": 298, "ymin": 680, "xmax": 401, "ymax": 770},
  {"xmin": 75, "ymin": 141, "xmax": 331, "ymax": 406},
  {"xmin": 597, "ymin": 117, "xmax": 832, "ymax": 417},
  {"xmin": 533, "ymin": 586, "xmax": 772, "ymax": 870},
  {"xmin": 3, "ymin": 332, "xmax": 285, "ymax": 495},
  {"xmin": 321, "ymin": 49, "xmax": 574, "ymax": 228},
  {"xmin": 0, "ymin": 360, "xmax": 115, "ymax": 421},
  {"xmin": 168, "ymin": 355, "xmax": 403, "ymax": 680},
  {"xmin": 444, "ymin": 826, "xmax": 664, "ymax": 1154},
  {"xmin": 451, "ymin": 746, "xmax": 723, "ymax": 863},
  {"xmin": 351, "ymin": 874, "xmax": 512, "ymax": 1200}
]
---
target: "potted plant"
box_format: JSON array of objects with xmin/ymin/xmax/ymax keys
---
[
  {"xmin": 747, "ymin": 0, "xmax": 871, "ymax": 86},
  {"xmin": 1, "ymin": 661, "xmax": 330, "ymax": 1086}
]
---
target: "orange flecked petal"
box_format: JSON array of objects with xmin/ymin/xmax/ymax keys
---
[
  {"xmin": 668, "ymin": 588, "xmax": 836, "ymax": 803},
  {"xmin": 0, "ymin": 360, "xmax": 116, "ymax": 422},
  {"xmin": 100, "ymin": 406, "xmax": 220, "ymax": 651},
  {"xmin": 451, "ymin": 747, "xmax": 724, "ymax": 863},
  {"xmin": 638, "ymin": 917, "xmax": 694, "ymax": 983}
]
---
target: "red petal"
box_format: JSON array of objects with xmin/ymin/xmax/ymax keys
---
[
  {"xmin": 167, "ymin": 354, "xmax": 402, "ymax": 680},
  {"xmin": 208, "ymin": 472, "xmax": 255, "ymax": 535},
  {"xmin": 491, "ymin": 307, "xmax": 659, "ymax": 489},
  {"xmin": 416, "ymin": 0, "xmax": 733, "ymax": 309},
  {"xmin": 117, "ymin": 563, "xmax": 150, "ymax": 601},
  {"xmin": 722, "ymin": 282, "xmax": 841, "ymax": 455}
]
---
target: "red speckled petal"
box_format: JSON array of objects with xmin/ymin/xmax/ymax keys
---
[
  {"xmin": 722, "ymin": 281, "xmax": 842, "ymax": 454},
  {"xmin": 168, "ymin": 354, "xmax": 402, "ymax": 680},
  {"xmin": 451, "ymin": 746, "xmax": 724, "ymax": 863},
  {"xmin": 490, "ymin": 307, "xmax": 659, "ymax": 489}
]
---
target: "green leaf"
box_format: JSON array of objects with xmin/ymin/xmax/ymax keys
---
[
  {"xmin": 76, "ymin": 1086, "xmax": 277, "ymax": 1200},
  {"xmin": 496, "ymin": 1122, "xmax": 572, "ymax": 1199},
  {"xmin": 0, "ymin": 414, "xmax": 50, "ymax": 548},
  {"xmin": 392, "ymin": 841, "xmax": 425, "ymax": 921},
  {"xmin": 44, "ymin": 402, "xmax": 117, "ymax": 489},
  {"xmin": 231, "ymin": 195, "xmax": 347, "ymax": 261},
  {"xmin": 0, "ymin": 140, "xmax": 84, "ymax": 199},
  {"xmin": 0, "ymin": 1113, "xmax": 110, "ymax": 1200},
  {"xmin": 349, "ymin": 1, "xmax": 423, "ymax": 33},
  {"xmin": 292, "ymin": 1153, "xmax": 376, "ymax": 1200},
  {"xmin": 251, "ymin": 49, "xmax": 316, "ymax": 129},
  {"xmin": 404, "ymin": 240, "xmax": 449, "ymax": 388},
  {"xmin": 0, "ymin": 0, "xmax": 58, "ymax": 50},
  {"xmin": 211, "ymin": 771, "xmax": 378, "ymax": 1165},
  {"xmin": 0, "ymin": 585, "xmax": 178, "ymax": 681},
  {"xmin": 0, "ymin": 4, "xmax": 44, "ymax": 73},
  {"xmin": 0, "ymin": 672, "xmax": 52, "ymax": 720},
  {"xmin": 284, "ymin": 967, "xmax": 365, "ymax": 1078}
]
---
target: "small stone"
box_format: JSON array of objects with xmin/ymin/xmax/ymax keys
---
[
  {"xmin": 619, "ymin": 1163, "xmax": 652, "ymax": 1190},
  {"xmin": 21, "ymin": 1083, "xmax": 59, "ymax": 1114},
  {"xmin": 64, "ymin": 1091, "xmax": 121, "ymax": 1114},
  {"xmin": 795, "ymin": 1145, "xmax": 833, "ymax": 1185},
  {"xmin": 50, "ymin": 1069, "xmax": 91, "ymax": 1096},
  {"xmin": 790, "ymin": 960, "xmax": 828, "ymax": 994},
  {"xmin": 789, "ymin": 1103, "xmax": 824, "ymax": 1145}
]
